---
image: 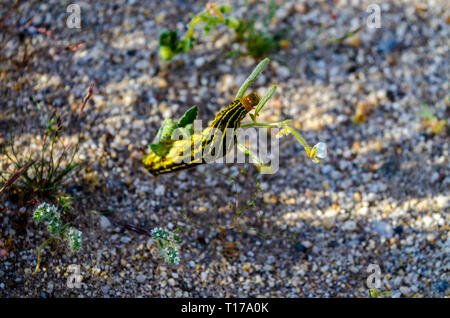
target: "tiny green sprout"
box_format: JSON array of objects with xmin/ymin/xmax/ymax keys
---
[
  {"xmin": 420, "ymin": 103, "xmax": 446, "ymax": 135},
  {"xmin": 368, "ymin": 288, "xmax": 391, "ymax": 298}
]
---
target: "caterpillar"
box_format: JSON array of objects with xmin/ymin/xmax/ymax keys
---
[{"xmin": 143, "ymin": 93, "xmax": 260, "ymax": 176}]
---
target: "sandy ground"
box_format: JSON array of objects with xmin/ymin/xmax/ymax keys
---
[{"xmin": 0, "ymin": 0, "xmax": 449, "ymax": 297}]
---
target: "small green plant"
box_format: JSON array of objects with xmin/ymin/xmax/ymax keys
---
[
  {"xmin": 158, "ymin": 1, "xmax": 287, "ymax": 62},
  {"xmin": 0, "ymin": 84, "xmax": 93, "ymax": 199},
  {"xmin": 158, "ymin": 2, "xmax": 238, "ymax": 61},
  {"xmin": 1, "ymin": 111, "xmax": 79, "ymax": 198},
  {"xmin": 32, "ymin": 200, "xmax": 82, "ymax": 273},
  {"xmin": 228, "ymin": 0, "xmax": 287, "ymax": 59},
  {"xmin": 419, "ymin": 103, "xmax": 446, "ymax": 135},
  {"xmin": 224, "ymin": 169, "xmax": 264, "ymax": 230},
  {"xmin": 151, "ymin": 227, "xmax": 182, "ymax": 265},
  {"xmin": 368, "ymin": 288, "xmax": 391, "ymax": 298},
  {"xmin": 142, "ymin": 58, "xmax": 327, "ymax": 263}
]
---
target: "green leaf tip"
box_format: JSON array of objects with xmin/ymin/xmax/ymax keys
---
[
  {"xmin": 235, "ymin": 58, "xmax": 270, "ymax": 100},
  {"xmin": 178, "ymin": 105, "xmax": 198, "ymax": 127}
]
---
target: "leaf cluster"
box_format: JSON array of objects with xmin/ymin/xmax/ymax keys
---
[{"xmin": 149, "ymin": 106, "xmax": 198, "ymax": 157}]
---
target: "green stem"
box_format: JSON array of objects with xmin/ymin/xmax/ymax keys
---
[
  {"xmin": 236, "ymin": 141, "xmax": 263, "ymax": 165},
  {"xmin": 34, "ymin": 237, "xmax": 55, "ymax": 274},
  {"xmin": 254, "ymin": 85, "xmax": 277, "ymax": 120},
  {"xmin": 328, "ymin": 25, "xmax": 362, "ymax": 44},
  {"xmin": 235, "ymin": 58, "xmax": 270, "ymax": 99},
  {"xmin": 285, "ymin": 125, "xmax": 310, "ymax": 154},
  {"xmin": 183, "ymin": 13, "xmax": 203, "ymax": 41},
  {"xmin": 240, "ymin": 119, "xmax": 291, "ymax": 128}
]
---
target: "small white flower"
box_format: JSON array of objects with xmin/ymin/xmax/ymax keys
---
[{"xmin": 314, "ymin": 142, "xmax": 327, "ymax": 159}]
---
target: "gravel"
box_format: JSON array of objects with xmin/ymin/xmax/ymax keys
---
[{"xmin": 0, "ymin": 0, "xmax": 449, "ymax": 298}]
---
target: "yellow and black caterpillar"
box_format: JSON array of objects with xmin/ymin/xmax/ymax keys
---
[{"xmin": 143, "ymin": 93, "xmax": 260, "ymax": 176}]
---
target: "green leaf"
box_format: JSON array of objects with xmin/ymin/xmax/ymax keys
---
[
  {"xmin": 219, "ymin": 5, "xmax": 232, "ymax": 14},
  {"xmin": 254, "ymin": 85, "xmax": 277, "ymax": 118},
  {"xmin": 159, "ymin": 29, "xmax": 178, "ymax": 49},
  {"xmin": 159, "ymin": 46, "xmax": 174, "ymax": 60},
  {"xmin": 154, "ymin": 118, "xmax": 178, "ymax": 143},
  {"xmin": 150, "ymin": 142, "xmax": 172, "ymax": 157},
  {"xmin": 235, "ymin": 58, "xmax": 270, "ymax": 99},
  {"xmin": 184, "ymin": 123, "xmax": 194, "ymax": 134},
  {"xmin": 225, "ymin": 17, "xmax": 240, "ymax": 29},
  {"xmin": 420, "ymin": 103, "xmax": 436, "ymax": 121},
  {"xmin": 176, "ymin": 38, "xmax": 194, "ymax": 53},
  {"xmin": 178, "ymin": 106, "xmax": 198, "ymax": 127}
]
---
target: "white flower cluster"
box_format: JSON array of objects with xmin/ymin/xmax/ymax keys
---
[
  {"xmin": 33, "ymin": 202, "xmax": 82, "ymax": 251},
  {"xmin": 33, "ymin": 203, "xmax": 62, "ymax": 235},
  {"xmin": 151, "ymin": 227, "xmax": 182, "ymax": 265},
  {"xmin": 33, "ymin": 202, "xmax": 58, "ymax": 223},
  {"xmin": 65, "ymin": 227, "xmax": 82, "ymax": 251}
]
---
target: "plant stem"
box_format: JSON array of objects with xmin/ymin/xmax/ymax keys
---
[
  {"xmin": 285, "ymin": 125, "xmax": 310, "ymax": 154},
  {"xmin": 34, "ymin": 237, "xmax": 54, "ymax": 274},
  {"xmin": 237, "ymin": 141, "xmax": 264, "ymax": 165},
  {"xmin": 241, "ymin": 119, "xmax": 291, "ymax": 128},
  {"xmin": 328, "ymin": 25, "xmax": 362, "ymax": 44},
  {"xmin": 183, "ymin": 13, "xmax": 203, "ymax": 40},
  {"xmin": 254, "ymin": 85, "xmax": 277, "ymax": 120},
  {"xmin": 235, "ymin": 57, "xmax": 270, "ymax": 99}
]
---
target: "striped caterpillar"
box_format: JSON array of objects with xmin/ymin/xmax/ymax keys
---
[{"xmin": 143, "ymin": 93, "xmax": 260, "ymax": 176}]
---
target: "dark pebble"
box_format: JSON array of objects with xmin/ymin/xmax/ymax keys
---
[
  {"xmin": 294, "ymin": 242, "xmax": 307, "ymax": 253},
  {"xmin": 328, "ymin": 240, "xmax": 337, "ymax": 248},
  {"xmin": 393, "ymin": 225, "xmax": 403, "ymax": 236}
]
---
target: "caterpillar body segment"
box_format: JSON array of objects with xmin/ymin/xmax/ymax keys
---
[{"xmin": 143, "ymin": 93, "xmax": 260, "ymax": 176}]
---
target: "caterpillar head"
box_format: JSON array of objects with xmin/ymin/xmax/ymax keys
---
[{"xmin": 240, "ymin": 92, "xmax": 260, "ymax": 111}]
